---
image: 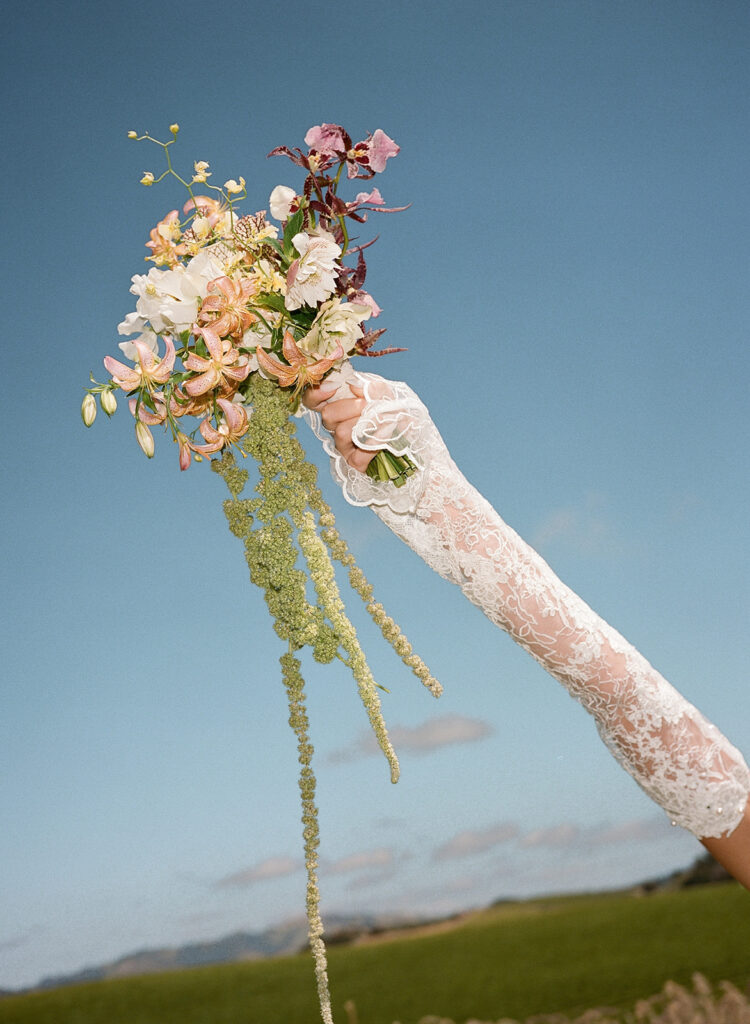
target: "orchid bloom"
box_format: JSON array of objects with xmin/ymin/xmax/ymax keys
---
[
  {"xmin": 196, "ymin": 276, "xmax": 258, "ymax": 339},
  {"xmin": 183, "ymin": 327, "xmax": 250, "ymax": 397},
  {"xmin": 255, "ymin": 331, "xmax": 344, "ymax": 396},
  {"xmin": 345, "ymin": 129, "xmax": 400, "ymax": 179},
  {"xmin": 145, "ymin": 210, "xmax": 187, "ymax": 267},
  {"xmin": 344, "ymin": 187, "xmax": 409, "ymax": 225},
  {"xmin": 188, "ymin": 399, "xmax": 250, "ymax": 458},
  {"xmin": 304, "ymin": 123, "xmax": 347, "ymax": 156},
  {"xmin": 303, "ymin": 124, "xmax": 399, "ymax": 179},
  {"xmin": 104, "ymin": 336, "xmax": 176, "ymax": 393},
  {"xmin": 365, "ymin": 129, "xmax": 400, "ymax": 172},
  {"xmin": 349, "ymin": 289, "xmax": 382, "ymax": 318}
]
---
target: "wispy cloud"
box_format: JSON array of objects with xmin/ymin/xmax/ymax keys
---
[
  {"xmin": 324, "ymin": 847, "xmax": 401, "ymax": 891},
  {"xmin": 521, "ymin": 816, "xmax": 673, "ymax": 851},
  {"xmin": 328, "ymin": 714, "xmax": 494, "ymax": 764},
  {"xmin": 324, "ymin": 847, "xmax": 395, "ymax": 876},
  {"xmin": 0, "ymin": 928, "xmax": 39, "ymax": 953},
  {"xmin": 589, "ymin": 816, "xmax": 673, "ymax": 846},
  {"xmin": 531, "ymin": 492, "xmax": 619, "ymax": 556},
  {"xmin": 521, "ymin": 823, "xmax": 581, "ymax": 848},
  {"xmin": 214, "ymin": 855, "xmax": 302, "ymax": 889},
  {"xmin": 433, "ymin": 823, "xmax": 519, "ymax": 861},
  {"xmin": 433, "ymin": 815, "xmax": 674, "ymax": 864}
]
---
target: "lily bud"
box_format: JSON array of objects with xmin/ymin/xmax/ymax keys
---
[
  {"xmin": 135, "ymin": 420, "xmax": 155, "ymax": 458},
  {"xmin": 100, "ymin": 390, "xmax": 118, "ymax": 416},
  {"xmin": 177, "ymin": 433, "xmax": 191, "ymax": 471},
  {"xmin": 81, "ymin": 394, "xmax": 97, "ymax": 427}
]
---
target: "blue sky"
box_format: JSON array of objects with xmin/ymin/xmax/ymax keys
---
[{"xmin": 2, "ymin": 0, "xmax": 748, "ymax": 992}]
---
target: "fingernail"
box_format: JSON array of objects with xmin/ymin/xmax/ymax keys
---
[{"xmin": 316, "ymin": 384, "xmax": 337, "ymax": 397}]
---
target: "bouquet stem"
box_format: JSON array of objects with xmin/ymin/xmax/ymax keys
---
[
  {"xmin": 366, "ymin": 449, "xmax": 417, "ymax": 487},
  {"xmin": 321, "ymin": 363, "xmax": 418, "ymax": 488}
]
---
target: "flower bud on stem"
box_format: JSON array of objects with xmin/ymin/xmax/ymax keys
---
[
  {"xmin": 81, "ymin": 394, "xmax": 97, "ymax": 427},
  {"xmin": 135, "ymin": 420, "xmax": 155, "ymax": 458},
  {"xmin": 100, "ymin": 390, "xmax": 118, "ymax": 417}
]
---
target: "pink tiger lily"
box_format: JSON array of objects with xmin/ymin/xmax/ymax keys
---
[
  {"xmin": 196, "ymin": 276, "xmax": 258, "ymax": 339},
  {"xmin": 183, "ymin": 327, "xmax": 250, "ymax": 397},
  {"xmin": 255, "ymin": 331, "xmax": 344, "ymax": 396},
  {"xmin": 104, "ymin": 337, "xmax": 176, "ymax": 393},
  {"xmin": 128, "ymin": 393, "xmax": 167, "ymax": 425},
  {"xmin": 187, "ymin": 399, "xmax": 250, "ymax": 459}
]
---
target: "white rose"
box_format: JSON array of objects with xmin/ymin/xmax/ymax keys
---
[
  {"xmin": 284, "ymin": 230, "xmax": 341, "ymax": 311},
  {"xmin": 269, "ymin": 185, "xmax": 297, "ymax": 221},
  {"xmin": 298, "ymin": 299, "xmax": 371, "ymax": 359}
]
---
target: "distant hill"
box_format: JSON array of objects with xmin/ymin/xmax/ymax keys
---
[
  {"xmin": 18, "ymin": 850, "xmax": 731, "ymax": 996},
  {"xmin": 2, "ymin": 880, "xmax": 747, "ymax": 1024},
  {"xmin": 32, "ymin": 911, "xmax": 421, "ymax": 992}
]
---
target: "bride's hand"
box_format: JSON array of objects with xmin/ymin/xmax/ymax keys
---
[{"xmin": 302, "ymin": 383, "xmax": 375, "ymax": 473}]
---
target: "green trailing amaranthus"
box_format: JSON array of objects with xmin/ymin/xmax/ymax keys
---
[{"xmin": 212, "ymin": 374, "xmax": 439, "ymax": 1023}]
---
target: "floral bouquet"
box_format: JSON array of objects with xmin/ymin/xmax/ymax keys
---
[{"xmin": 82, "ymin": 123, "xmax": 440, "ymax": 1024}]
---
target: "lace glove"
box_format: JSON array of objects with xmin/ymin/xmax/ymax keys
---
[{"xmin": 303, "ymin": 370, "xmax": 750, "ymax": 840}]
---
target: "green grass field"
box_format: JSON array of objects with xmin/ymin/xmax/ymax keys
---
[{"xmin": 2, "ymin": 884, "xmax": 748, "ymax": 1024}]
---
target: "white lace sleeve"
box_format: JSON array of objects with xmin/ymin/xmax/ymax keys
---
[{"xmin": 302, "ymin": 372, "xmax": 750, "ymax": 840}]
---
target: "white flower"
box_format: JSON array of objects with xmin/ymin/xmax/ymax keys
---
[
  {"xmin": 224, "ymin": 177, "xmax": 245, "ymax": 194},
  {"xmin": 117, "ymin": 249, "xmax": 225, "ymax": 336},
  {"xmin": 192, "ymin": 160, "xmax": 211, "ymax": 183},
  {"xmin": 269, "ymin": 185, "xmax": 297, "ymax": 221},
  {"xmin": 251, "ymin": 258, "xmax": 286, "ymax": 294},
  {"xmin": 118, "ymin": 329, "xmax": 160, "ymax": 361},
  {"xmin": 284, "ymin": 229, "xmax": 341, "ymax": 311},
  {"xmin": 241, "ymin": 316, "xmax": 278, "ymax": 372},
  {"xmin": 192, "ymin": 216, "xmax": 211, "ymax": 240},
  {"xmin": 298, "ymin": 298, "xmax": 371, "ymax": 359}
]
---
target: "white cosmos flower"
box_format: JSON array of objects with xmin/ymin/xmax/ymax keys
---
[
  {"xmin": 284, "ymin": 230, "xmax": 341, "ymax": 311},
  {"xmin": 298, "ymin": 299, "xmax": 371, "ymax": 359},
  {"xmin": 117, "ymin": 248, "xmax": 225, "ymax": 336},
  {"xmin": 269, "ymin": 185, "xmax": 296, "ymax": 221}
]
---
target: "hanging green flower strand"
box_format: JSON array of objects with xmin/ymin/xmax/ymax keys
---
[{"xmin": 212, "ymin": 374, "xmax": 440, "ymax": 1022}]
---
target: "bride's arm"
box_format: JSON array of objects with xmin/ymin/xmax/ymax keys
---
[{"xmin": 302, "ymin": 376, "xmax": 750, "ymax": 889}]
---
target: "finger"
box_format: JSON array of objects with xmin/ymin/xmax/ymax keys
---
[
  {"xmin": 320, "ymin": 398, "xmax": 366, "ymax": 431},
  {"xmin": 332, "ymin": 429, "xmax": 375, "ymax": 470},
  {"xmin": 348, "ymin": 448, "xmax": 375, "ymax": 472},
  {"xmin": 301, "ymin": 383, "xmax": 337, "ymax": 410},
  {"xmin": 331, "ymin": 423, "xmax": 358, "ymax": 453}
]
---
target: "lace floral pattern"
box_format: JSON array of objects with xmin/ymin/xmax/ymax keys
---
[{"xmin": 303, "ymin": 373, "xmax": 750, "ymax": 839}]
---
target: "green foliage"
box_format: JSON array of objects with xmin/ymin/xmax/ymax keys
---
[
  {"xmin": 283, "ymin": 209, "xmax": 305, "ymax": 257},
  {"xmin": 3, "ymin": 884, "xmax": 748, "ymax": 1024}
]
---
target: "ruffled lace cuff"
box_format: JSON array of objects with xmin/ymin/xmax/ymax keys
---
[{"xmin": 301, "ymin": 365, "xmax": 435, "ymax": 514}]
